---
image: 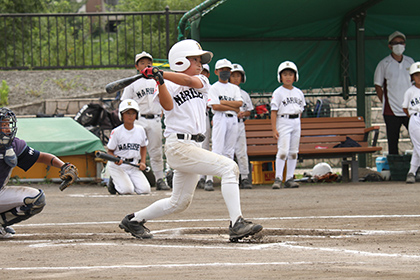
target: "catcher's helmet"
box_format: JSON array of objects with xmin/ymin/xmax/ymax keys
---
[
  {"xmin": 118, "ymin": 99, "xmax": 140, "ymax": 121},
  {"xmin": 409, "ymin": 62, "xmax": 420, "ymax": 75},
  {"xmin": 0, "ymin": 107, "xmax": 17, "ymax": 148},
  {"xmin": 232, "ymin": 63, "xmax": 246, "ymax": 83},
  {"xmin": 277, "ymin": 61, "xmax": 299, "ymax": 83},
  {"xmin": 168, "ymin": 39, "xmax": 213, "ymax": 72}
]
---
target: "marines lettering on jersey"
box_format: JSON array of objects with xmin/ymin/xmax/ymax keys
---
[
  {"xmin": 219, "ymin": 95, "xmax": 235, "ymax": 101},
  {"xmin": 282, "ymin": 96, "xmax": 304, "ymax": 106},
  {"xmin": 410, "ymin": 97, "xmax": 420, "ymax": 106},
  {"xmin": 135, "ymin": 87, "xmax": 155, "ymax": 99},
  {"xmin": 173, "ymin": 88, "xmax": 203, "ymax": 106},
  {"xmin": 118, "ymin": 143, "xmax": 140, "ymax": 151}
]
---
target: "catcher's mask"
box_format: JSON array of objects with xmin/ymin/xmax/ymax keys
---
[{"xmin": 0, "ymin": 107, "xmax": 17, "ymax": 148}]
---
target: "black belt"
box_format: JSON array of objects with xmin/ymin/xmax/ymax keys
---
[
  {"xmin": 123, "ymin": 158, "xmax": 134, "ymax": 162},
  {"xmin": 281, "ymin": 114, "xmax": 299, "ymax": 119},
  {"xmin": 225, "ymin": 113, "xmax": 235, "ymax": 117},
  {"xmin": 177, "ymin": 133, "xmax": 206, "ymax": 143},
  {"xmin": 414, "ymin": 113, "xmax": 419, "ymax": 116},
  {"xmin": 141, "ymin": 114, "xmax": 157, "ymax": 119},
  {"xmin": 238, "ymin": 118, "xmax": 244, "ymax": 123}
]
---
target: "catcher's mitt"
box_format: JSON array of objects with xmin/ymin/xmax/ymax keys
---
[{"xmin": 59, "ymin": 163, "xmax": 79, "ymax": 191}]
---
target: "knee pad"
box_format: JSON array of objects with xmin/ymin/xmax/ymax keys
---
[{"xmin": 0, "ymin": 189, "xmax": 46, "ymax": 227}]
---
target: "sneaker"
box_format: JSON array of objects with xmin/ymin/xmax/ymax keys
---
[
  {"xmin": 196, "ymin": 178, "xmax": 206, "ymax": 189},
  {"xmin": 272, "ymin": 177, "xmax": 282, "ymax": 189},
  {"xmin": 119, "ymin": 214, "xmax": 153, "ymax": 239},
  {"xmin": 240, "ymin": 178, "xmax": 252, "ymax": 189},
  {"xmin": 229, "ymin": 216, "xmax": 263, "ymax": 242},
  {"xmin": 0, "ymin": 226, "xmax": 14, "ymax": 238},
  {"xmin": 156, "ymin": 178, "xmax": 170, "ymax": 190},
  {"xmin": 406, "ymin": 172, "xmax": 415, "ymax": 184},
  {"xmin": 107, "ymin": 177, "xmax": 118, "ymax": 195},
  {"xmin": 284, "ymin": 178, "xmax": 299, "ymax": 188},
  {"xmin": 204, "ymin": 180, "xmax": 214, "ymax": 191}
]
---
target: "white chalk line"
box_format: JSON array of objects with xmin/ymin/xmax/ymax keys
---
[
  {"xmin": 0, "ymin": 261, "xmax": 366, "ymax": 271},
  {"xmin": 12, "ymin": 214, "xmax": 420, "ymax": 228}
]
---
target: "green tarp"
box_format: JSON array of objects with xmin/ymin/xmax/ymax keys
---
[
  {"xmin": 16, "ymin": 117, "xmax": 105, "ymax": 156},
  {"xmin": 183, "ymin": 0, "xmax": 420, "ymax": 93}
]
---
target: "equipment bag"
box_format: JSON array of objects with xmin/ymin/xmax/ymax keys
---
[{"xmin": 74, "ymin": 103, "xmax": 104, "ymax": 126}]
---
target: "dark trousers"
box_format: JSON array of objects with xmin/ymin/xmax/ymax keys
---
[{"xmin": 383, "ymin": 115, "xmax": 409, "ymax": 155}]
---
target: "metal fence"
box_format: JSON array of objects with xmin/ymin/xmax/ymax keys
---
[{"xmin": 0, "ymin": 8, "xmax": 186, "ymax": 70}]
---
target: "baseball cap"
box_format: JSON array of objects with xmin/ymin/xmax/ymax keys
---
[
  {"xmin": 215, "ymin": 58, "xmax": 233, "ymax": 70},
  {"xmin": 202, "ymin": 64, "xmax": 210, "ymax": 72},
  {"xmin": 388, "ymin": 31, "xmax": 406, "ymax": 43},
  {"xmin": 135, "ymin": 51, "xmax": 153, "ymax": 64}
]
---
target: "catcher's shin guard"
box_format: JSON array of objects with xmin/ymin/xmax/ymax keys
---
[{"xmin": 0, "ymin": 189, "xmax": 46, "ymax": 227}]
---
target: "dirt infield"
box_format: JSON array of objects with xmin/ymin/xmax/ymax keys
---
[{"xmin": 1, "ymin": 181, "xmax": 419, "ymax": 279}]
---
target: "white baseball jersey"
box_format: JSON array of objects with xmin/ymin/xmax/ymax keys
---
[
  {"xmin": 121, "ymin": 78, "xmax": 161, "ymax": 115},
  {"xmin": 270, "ymin": 86, "xmax": 306, "ymax": 114},
  {"xmin": 374, "ymin": 54, "xmax": 414, "ymax": 116},
  {"xmin": 107, "ymin": 124, "xmax": 148, "ymax": 161},
  {"xmin": 239, "ymin": 88, "xmax": 254, "ymax": 114},
  {"xmin": 208, "ymin": 81, "xmax": 243, "ymax": 115},
  {"xmin": 402, "ymin": 85, "xmax": 420, "ymax": 116},
  {"xmin": 161, "ymin": 74, "xmax": 210, "ymax": 137}
]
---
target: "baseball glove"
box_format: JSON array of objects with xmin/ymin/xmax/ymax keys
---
[{"xmin": 59, "ymin": 163, "xmax": 79, "ymax": 191}]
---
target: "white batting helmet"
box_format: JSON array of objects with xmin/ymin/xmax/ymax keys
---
[
  {"xmin": 232, "ymin": 63, "xmax": 246, "ymax": 83},
  {"xmin": 119, "ymin": 99, "xmax": 139, "ymax": 121},
  {"xmin": 409, "ymin": 62, "xmax": 420, "ymax": 75},
  {"xmin": 168, "ymin": 39, "xmax": 213, "ymax": 72},
  {"xmin": 277, "ymin": 61, "xmax": 299, "ymax": 83}
]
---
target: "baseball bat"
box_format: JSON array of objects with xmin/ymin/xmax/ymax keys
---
[
  {"xmin": 105, "ymin": 74, "xmax": 144, "ymax": 94},
  {"xmin": 95, "ymin": 151, "xmax": 145, "ymax": 168}
]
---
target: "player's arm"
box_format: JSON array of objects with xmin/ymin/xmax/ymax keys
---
[
  {"xmin": 107, "ymin": 149, "xmax": 123, "ymax": 165},
  {"xmin": 163, "ymin": 72, "xmax": 203, "ymax": 88},
  {"xmin": 271, "ymin": 110, "xmax": 279, "ymax": 140},
  {"xmin": 403, "ymin": 108, "xmax": 410, "ymax": 117},
  {"xmin": 220, "ymin": 100, "xmax": 243, "ymax": 108},
  {"xmin": 36, "ymin": 152, "xmax": 65, "ymax": 169},
  {"xmin": 139, "ymin": 146, "xmax": 147, "ymax": 171},
  {"xmin": 375, "ymin": 85, "xmax": 383, "ymax": 102},
  {"xmin": 212, "ymin": 104, "xmax": 239, "ymax": 112}
]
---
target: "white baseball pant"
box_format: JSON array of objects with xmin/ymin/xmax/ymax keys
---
[
  {"xmin": 132, "ymin": 134, "xmax": 243, "ymax": 224},
  {"xmin": 235, "ymin": 121, "xmax": 249, "ymax": 177},
  {"xmin": 135, "ymin": 117, "xmax": 164, "ymax": 180},
  {"xmin": 0, "ymin": 185, "xmax": 40, "ymax": 213},
  {"xmin": 408, "ymin": 114, "xmax": 420, "ymax": 174},
  {"xmin": 200, "ymin": 113, "xmax": 212, "ymax": 181},
  {"xmin": 275, "ymin": 117, "xmax": 301, "ymax": 180},
  {"xmin": 107, "ymin": 163, "xmax": 151, "ymax": 194},
  {"xmin": 211, "ymin": 114, "xmax": 238, "ymax": 159}
]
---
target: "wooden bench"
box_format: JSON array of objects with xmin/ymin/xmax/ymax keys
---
[{"xmin": 245, "ymin": 116, "xmax": 382, "ymax": 182}]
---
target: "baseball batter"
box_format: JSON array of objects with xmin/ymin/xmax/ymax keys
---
[
  {"xmin": 0, "ymin": 108, "xmax": 78, "ymax": 237},
  {"xmin": 121, "ymin": 51, "xmax": 170, "ymax": 191},
  {"xmin": 402, "ymin": 62, "xmax": 420, "ymax": 183},
  {"xmin": 270, "ymin": 61, "xmax": 306, "ymax": 189},
  {"xmin": 118, "ymin": 39, "xmax": 262, "ymax": 242},
  {"xmin": 107, "ymin": 99, "xmax": 150, "ymax": 194},
  {"xmin": 230, "ymin": 63, "xmax": 254, "ymax": 189}
]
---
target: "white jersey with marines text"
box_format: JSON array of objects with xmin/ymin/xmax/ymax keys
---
[
  {"xmin": 161, "ymin": 74, "xmax": 210, "ymax": 137},
  {"xmin": 402, "ymin": 85, "xmax": 420, "ymax": 116},
  {"xmin": 121, "ymin": 78, "xmax": 161, "ymax": 115},
  {"xmin": 208, "ymin": 81, "xmax": 243, "ymax": 116},
  {"xmin": 270, "ymin": 85, "xmax": 306, "ymax": 114},
  {"xmin": 107, "ymin": 124, "xmax": 148, "ymax": 161}
]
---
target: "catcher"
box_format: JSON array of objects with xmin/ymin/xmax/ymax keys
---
[{"xmin": 0, "ymin": 108, "xmax": 78, "ymax": 238}]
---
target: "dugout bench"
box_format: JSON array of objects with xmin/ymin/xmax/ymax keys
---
[{"xmin": 245, "ymin": 116, "xmax": 382, "ymax": 182}]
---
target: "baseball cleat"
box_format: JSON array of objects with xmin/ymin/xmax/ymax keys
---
[
  {"xmin": 240, "ymin": 178, "xmax": 252, "ymax": 189},
  {"xmin": 406, "ymin": 173, "xmax": 415, "ymax": 184},
  {"xmin": 284, "ymin": 178, "xmax": 299, "ymax": 188},
  {"xmin": 156, "ymin": 178, "xmax": 170, "ymax": 191},
  {"xmin": 272, "ymin": 177, "xmax": 282, "ymax": 189},
  {"xmin": 0, "ymin": 226, "xmax": 15, "ymax": 238},
  {"xmin": 229, "ymin": 216, "xmax": 263, "ymax": 242},
  {"xmin": 119, "ymin": 214, "xmax": 153, "ymax": 239},
  {"xmin": 204, "ymin": 180, "xmax": 214, "ymax": 191},
  {"xmin": 196, "ymin": 178, "xmax": 206, "ymax": 189}
]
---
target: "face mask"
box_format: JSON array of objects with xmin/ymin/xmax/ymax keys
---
[
  {"xmin": 219, "ymin": 70, "xmax": 231, "ymax": 81},
  {"xmin": 392, "ymin": 44, "xmax": 405, "ymax": 56}
]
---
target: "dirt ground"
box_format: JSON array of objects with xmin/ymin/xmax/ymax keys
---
[{"xmin": 1, "ymin": 180, "xmax": 419, "ymax": 279}]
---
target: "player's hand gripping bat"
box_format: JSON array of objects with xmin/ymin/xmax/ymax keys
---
[
  {"xmin": 95, "ymin": 151, "xmax": 146, "ymax": 168},
  {"xmin": 105, "ymin": 74, "xmax": 144, "ymax": 94}
]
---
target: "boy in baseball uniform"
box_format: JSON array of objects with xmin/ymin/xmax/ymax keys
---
[
  {"xmin": 107, "ymin": 99, "xmax": 151, "ymax": 194},
  {"xmin": 271, "ymin": 61, "xmax": 306, "ymax": 189},
  {"xmin": 230, "ymin": 63, "xmax": 254, "ymax": 189},
  {"xmin": 402, "ymin": 62, "xmax": 420, "ymax": 183},
  {"xmin": 0, "ymin": 108, "xmax": 78, "ymax": 237},
  {"xmin": 118, "ymin": 39, "xmax": 262, "ymax": 242},
  {"xmin": 205, "ymin": 59, "xmax": 243, "ymax": 191},
  {"xmin": 120, "ymin": 52, "xmax": 170, "ymax": 191}
]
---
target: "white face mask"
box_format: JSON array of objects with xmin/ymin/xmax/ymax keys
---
[{"xmin": 392, "ymin": 44, "xmax": 405, "ymax": 56}]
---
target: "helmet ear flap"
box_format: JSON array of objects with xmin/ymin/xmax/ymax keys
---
[{"xmin": 172, "ymin": 57, "xmax": 191, "ymax": 72}]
